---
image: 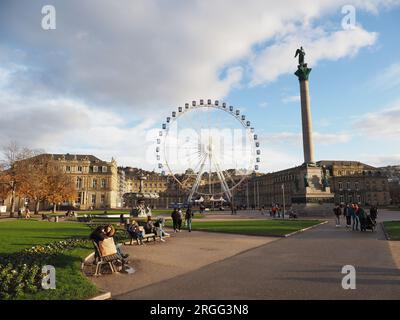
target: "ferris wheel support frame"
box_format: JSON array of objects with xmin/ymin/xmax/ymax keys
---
[{"xmin": 157, "ymin": 100, "xmax": 261, "ymax": 204}]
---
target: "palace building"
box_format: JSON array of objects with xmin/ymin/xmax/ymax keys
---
[
  {"xmin": 2, "ymin": 154, "xmax": 119, "ymax": 211},
  {"xmin": 51, "ymin": 154, "xmax": 119, "ymax": 210},
  {"xmin": 235, "ymin": 160, "xmax": 391, "ymax": 209}
]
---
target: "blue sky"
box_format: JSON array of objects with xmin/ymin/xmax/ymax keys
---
[{"xmin": 0, "ymin": 1, "xmax": 399, "ymax": 172}]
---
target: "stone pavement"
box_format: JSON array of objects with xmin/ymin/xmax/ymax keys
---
[
  {"xmin": 88, "ymin": 230, "xmax": 277, "ymax": 296},
  {"xmin": 114, "ymin": 210, "xmax": 400, "ymax": 300}
]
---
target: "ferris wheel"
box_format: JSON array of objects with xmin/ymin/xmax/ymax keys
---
[{"xmin": 156, "ymin": 99, "xmax": 261, "ymax": 203}]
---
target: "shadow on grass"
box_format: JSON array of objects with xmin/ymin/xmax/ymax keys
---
[{"xmin": 0, "ymin": 244, "xmax": 98, "ymax": 300}]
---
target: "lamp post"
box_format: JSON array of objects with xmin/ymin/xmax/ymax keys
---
[{"xmin": 282, "ymin": 183, "xmax": 286, "ymax": 219}]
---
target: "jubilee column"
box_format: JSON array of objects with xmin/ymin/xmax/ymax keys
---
[{"xmin": 294, "ymin": 47, "xmax": 315, "ymax": 164}]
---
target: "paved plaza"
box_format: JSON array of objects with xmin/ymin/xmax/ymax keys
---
[{"xmin": 91, "ymin": 210, "xmax": 400, "ymax": 300}]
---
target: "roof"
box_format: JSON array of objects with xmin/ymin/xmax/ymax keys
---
[
  {"xmin": 317, "ymin": 160, "xmax": 376, "ymax": 169},
  {"xmin": 34, "ymin": 153, "xmax": 110, "ymax": 165}
]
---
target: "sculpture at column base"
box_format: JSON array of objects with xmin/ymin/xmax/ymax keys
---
[{"xmin": 291, "ymin": 164, "xmax": 334, "ymax": 216}]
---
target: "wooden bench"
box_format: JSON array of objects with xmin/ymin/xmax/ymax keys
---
[
  {"xmin": 127, "ymin": 231, "xmax": 157, "ymax": 245},
  {"xmin": 92, "ymin": 241, "xmax": 121, "ymax": 276}
]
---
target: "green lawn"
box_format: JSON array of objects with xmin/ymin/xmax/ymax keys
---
[
  {"xmin": 0, "ymin": 220, "xmax": 98, "ymax": 300},
  {"xmin": 383, "ymin": 221, "xmax": 400, "ymax": 240},
  {"xmin": 0, "ymin": 220, "xmax": 90, "ymax": 253},
  {"xmin": 166, "ymin": 219, "xmax": 322, "ymax": 237}
]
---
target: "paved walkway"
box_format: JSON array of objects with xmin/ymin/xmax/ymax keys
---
[
  {"xmin": 116, "ymin": 210, "xmax": 400, "ymax": 300},
  {"xmin": 88, "ymin": 231, "xmax": 277, "ymax": 296}
]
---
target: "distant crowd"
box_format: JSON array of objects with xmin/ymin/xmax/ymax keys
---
[{"xmin": 333, "ymin": 203, "xmax": 378, "ymax": 231}]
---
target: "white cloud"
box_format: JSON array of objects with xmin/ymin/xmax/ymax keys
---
[
  {"xmin": 354, "ymin": 101, "xmax": 400, "ymax": 138},
  {"xmin": 0, "ymin": 0, "xmax": 392, "ymax": 114},
  {"xmin": 282, "ymin": 95, "xmax": 300, "ymax": 103},
  {"xmin": 359, "ymin": 154, "xmax": 400, "ymax": 167},
  {"xmin": 251, "ymin": 26, "xmax": 377, "ymax": 85}
]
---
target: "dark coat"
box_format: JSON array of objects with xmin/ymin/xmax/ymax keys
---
[
  {"xmin": 185, "ymin": 208, "xmax": 194, "ymax": 220},
  {"xmin": 89, "ymin": 226, "xmax": 106, "ymax": 243}
]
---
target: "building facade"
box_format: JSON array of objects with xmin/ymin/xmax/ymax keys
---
[
  {"xmin": 235, "ymin": 160, "xmax": 391, "ymax": 209},
  {"xmin": 2, "ymin": 153, "xmax": 119, "ymax": 211},
  {"xmin": 121, "ymin": 167, "xmax": 182, "ymax": 208},
  {"xmin": 55, "ymin": 154, "xmax": 119, "ymax": 210},
  {"xmin": 3, "ymin": 153, "xmax": 393, "ymax": 212}
]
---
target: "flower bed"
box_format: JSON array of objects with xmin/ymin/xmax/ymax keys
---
[
  {"xmin": 0, "ymin": 238, "xmax": 88, "ymax": 300},
  {"xmin": 0, "ymin": 222, "xmax": 130, "ymax": 300}
]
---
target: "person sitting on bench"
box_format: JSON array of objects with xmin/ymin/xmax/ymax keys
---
[
  {"xmin": 144, "ymin": 216, "xmax": 155, "ymax": 234},
  {"xmin": 288, "ymin": 208, "xmax": 298, "ymax": 219},
  {"xmin": 127, "ymin": 219, "xmax": 145, "ymax": 245},
  {"xmin": 154, "ymin": 217, "xmax": 168, "ymax": 242},
  {"xmin": 90, "ymin": 225, "xmax": 129, "ymax": 262}
]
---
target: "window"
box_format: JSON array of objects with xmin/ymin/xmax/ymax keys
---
[
  {"xmin": 102, "ymin": 166, "xmax": 107, "ymax": 173},
  {"xmin": 91, "ymin": 194, "xmax": 96, "ymax": 205},
  {"xmin": 77, "ymin": 166, "xmax": 82, "ymax": 173},
  {"xmin": 339, "ymin": 195, "xmax": 344, "ymax": 203},
  {"xmin": 355, "ymin": 182, "xmax": 359, "ymax": 190},
  {"xmin": 346, "ymin": 182, "xmax": 351, "ymax": 190},
  {"xmin": 338, "ymin": 182, "xmax": 343, "ymax": 190},
  {"xmin": 357, "ymin": 195, "xmax": 361, "ymax": 203},
  {"xmin": 93, "ymin": 166, "xmax": 98, "ymax": 173},
  {"xmin": 66, "ymin": 166, "xmax": 71, "ymax": 172},
  {"xmin": 76, "ymin": 177, "xmax": 82, "ymax": 189},
  {"xmin": 76, "ymin": 193, "xmax": 82, "ymax": 205},
  {"xmin": 92, "ymin": 179, "xmax": 97, "ymax": 188},
  {"xmin": 101, "ymin": 179, "xmax": 106, "ymax": 188},
  {"xmin": 100, "ymin": 194, "xmax": 105, "ymax": 204}
]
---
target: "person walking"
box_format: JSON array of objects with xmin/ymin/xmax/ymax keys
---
[
  {"xmin": 171, "ymin": 208, "xmax": 178, "ymax": 233},
  {"xmin": 176, "ymin": 208, "xmax": 183, "ymax": 232},
  {"xmin": 276, "ymin": 204, "xmax": 281, "ymax": 218},
  {"xmin": 344, "ymin": 203, "xmax": 352, "ymax": 228},
  {"xmin": 185, "ymin": 206, "xmax": 194, "ymax": 232},
  {"xmin": 358, "ymin": 204, "xmax": 367, "ymax": 232},
  {"xmin": 271, "ymin": 205, "xmax": 277, "ymax": 218},
  {"xmin": 370, "ymin": 205, "xmax": 378, "ymax": 222},
  {"xmin": 352, "ymin": 203, "xmax": 360, "ymax": 231},
  {"xmin": 333, "ymin": 204, "xmax": 341, "ymax": 227}
]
